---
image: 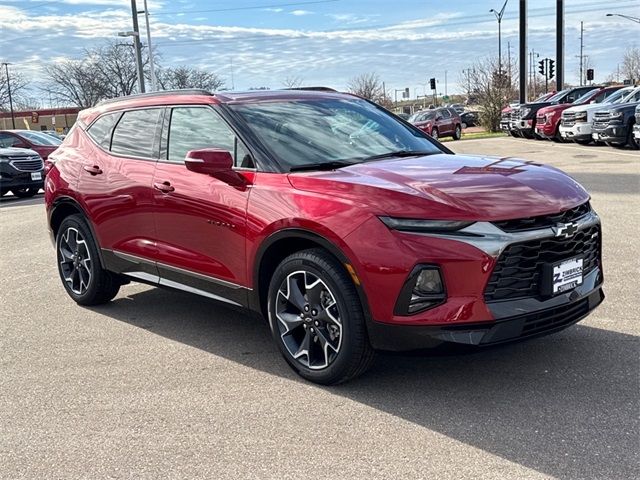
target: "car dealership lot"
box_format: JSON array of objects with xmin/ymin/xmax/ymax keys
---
[{"xmin": 0, "ymin": 138, "xmax": 638, "ymax": 479}]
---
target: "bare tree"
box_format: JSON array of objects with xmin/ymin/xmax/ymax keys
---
[
  {"xmin": 157, "ymin": 66, "xmax": 225, "ymax": 92},
  {"xmin": 90, "ymin": 41, "xmax": 145, "ymax": 98},
  {"xmin": 621, "ymin": 46, "xmax": 640, "ymax": 83},
  {"xmin": 282, "ymin": 75, "xmax": 304, "ymax": 88},
  {"xmin": 347, "ymin": 72, "xmax": 386, "ymax": 103},
  {"xmin": 460, "ymin": 56, "xmax": 518, "ymax": 132},
  {"xmin": 48, "ymin": 58, "xmax": 108, "ymax": 108},
  {"xmin": 0, "ymin": 68, "xmax": 28, "ymax": 111}
]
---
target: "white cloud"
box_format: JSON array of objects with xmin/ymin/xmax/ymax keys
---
[{"xmin": 290, "ymin": 10, "xmax": 313, "ymax": 16}]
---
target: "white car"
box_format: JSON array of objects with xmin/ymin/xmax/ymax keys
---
[{"xmin": 559, "ymin": 86, "xmax": 635, "ymax": 144}]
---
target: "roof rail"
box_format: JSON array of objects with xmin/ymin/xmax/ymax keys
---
[
  {"xmin": 96, "ymin": 89, "xmax": 213, "ymax": 106},
  {"xmin": 285, "ymin": 87, "xmax": 338, "ymax": 92}
]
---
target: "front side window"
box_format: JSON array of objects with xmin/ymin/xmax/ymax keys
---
[
  {"xmin": 231, "ymin": 98, "xmax": 442, "ymax": 171},
  {"xmin": 111, "ymin": 109, "xmax": 162, "ymax": 158},
  {"xmin": 0, "ymin": 133, "xmax": 21, "ymax": 148},
  {"xmin": 167, "ymin": 107, "xmax": 251, "ymax": 167},
  {"xmin": 17, "ymin": 130, "xmax": 62, "ymax": 146},
  {"xmin": 87, "ymin": 112, "xmax": 121, "ymax": 149}
]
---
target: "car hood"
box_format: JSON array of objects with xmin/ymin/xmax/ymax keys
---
[
  {"xmin": 537, "ymin": 104, "xmax": 568, "ymax": 115},
  {"xmin": 287, "ymin": 154, "xmax": 589, "ymax": 221},
  {"xmin": 564, "ymin": 102, "xmax": 609, "ymax": 114},
  {"xmin": 0, "ymin": 147, "xmax": 40, "ymax": 157},
  {"xmin": 608, "ymin": 100, "xmax": 640, "ymax": 112}
]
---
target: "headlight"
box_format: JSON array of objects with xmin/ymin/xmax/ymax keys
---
[
  {"xmin": 575, "ymin": 111, "xmax": 588, "ymax": 122},
  {"xmin": 395, "ymin": 265, "xmax": 446, "ymax": 315},
  {"xmin": 379, "ymin": 217, "xmax": 474, "ymax": 233},
  {"xmin": 608, "ymin": 111, "xmax": 623, "ymax": 118}
]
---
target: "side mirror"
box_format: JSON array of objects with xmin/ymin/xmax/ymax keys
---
[
  {"xmin": 184, "ymin": 148, "xmax": 248, "ymax": 187},
  {"xmin": 435, "ymin": 115, "xmax": 443, "ymax": 121}
]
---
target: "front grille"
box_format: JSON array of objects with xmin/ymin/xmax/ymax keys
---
[
  {"xmin": 593, "ymin": 112, "xmax": 610, "ymax": 129},
  {"xmin": 10, "ymin": 158, "xmax": 44, "ymax": 172},
  {"xmin": 484, "ymin": 224, "xmax": 601, "ymax": 302},
  {"xmin": 561, "ymin": 112, "xmax": 576, "ymax": 127},
  {"xmin": 492, "ymin": 202, "xmax": 592, "ymax": 233}
]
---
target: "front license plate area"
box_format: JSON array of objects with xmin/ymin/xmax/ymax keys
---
[
  {"xmin": 541, "ymin": 256, "xmax": 584, "ymax": 296},
  {"xmin": 31, "ymin": 172, "xmax": 42, "ymax": 181}
]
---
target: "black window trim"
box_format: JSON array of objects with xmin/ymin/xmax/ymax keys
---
[{"xmin": 160, "ymin": 104, "xmax": 257, "ymax": 172}]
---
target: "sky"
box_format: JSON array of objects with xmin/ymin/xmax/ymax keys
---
[{"xmin": 0, "ymin": 0, "xmax": 638, "ymax": 104}]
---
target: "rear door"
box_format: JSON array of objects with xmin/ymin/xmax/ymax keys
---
[
  {"xmin": 80, "ymin": 108, "xmax": 161, "ymax": 278},
  {"xmin": 439, "ymin": 108, "xmax": 453, "ymax": 135},
  {"xmin": 151, "ymin": 105, "xmax": 254, "ymax": 305}
]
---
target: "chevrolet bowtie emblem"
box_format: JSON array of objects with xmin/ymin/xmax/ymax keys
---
[{"xmin": 553, "ymin": 222, "xmax": 579, "ymax": 239}]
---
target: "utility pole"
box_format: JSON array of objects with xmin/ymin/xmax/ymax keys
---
[
  {"xmin": 556, "ymin": 0, "xmax": 564, "ymax": 91},
  {"xmin": 507, "ymin": 41, "xmax": 512, "ymax": 87},
  {"xmin": 519, "ymin": 0, "xmax": 528, "ymax": 104},
  {"xmin": 579, "ymin": 21, "xmax": 584, "ymax": 86},
  {"xmin": 490, "ymin": 0, "xmax": 509, "ymax": 79},
  {"xmin": 1, "ymin": 62, "xmax": 16, "ymax": 129},
  {"xmin": 139, "ymin": 0, "xmax": 156, "ymax": 91},
  {"xmin": 130, "ymin": 0, "xmax": 145, "ymax": 93},
  {"xmin": 444, "ymin": 70, "xmax": 448, "ymax": 97}
]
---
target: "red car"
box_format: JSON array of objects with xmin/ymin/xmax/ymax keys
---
[
  {"xmin": 409, "ymin": 107, "xmax": 462, "ymax": 140},
  {"xmin": 45, "ymin": 89, "xmax": 604, "ymax": 384},
  {"xmin": 535, "ymin": 86, "xmax": 623, "ymax": 141},
  {"xmin": 0, "ymin": 129, "xmax": 61, "ymax": 161}
]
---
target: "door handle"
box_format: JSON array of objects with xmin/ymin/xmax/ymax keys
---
[
  {"xmin": 83, "ymin": 165, "xmax": 103, "ymax": 175},
  {"xmin": 153, "ymin": 181, "xmax": 175, "ymax": 193}
]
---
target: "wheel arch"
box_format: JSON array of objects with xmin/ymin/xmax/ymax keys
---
[
  {"xmin": 250, "ymin": 228, "xmax": 373, "ymax": 324},
  {"xmin": 49, "ymin": 196, "xmax": 106, "ymax": 268}
]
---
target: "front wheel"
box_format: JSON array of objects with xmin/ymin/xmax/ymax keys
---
[
  {"xmin": 453, "ymin": 125, "xmax": 462, "ymax": 140},
  {"xmin": 56, "ymin": 215, "xmax": 121, "ymax": 306},
  {"xmin": 267, "ymin": 249, "xmax": 375, "ymax": 385},
  {"xmin": 430, "ymin": 128, "xmax": 439, "ymax": 140},
  {"xmin": 627, "ymin": 123, "xmax": 639, "ymax": 150},
  {"xmin": 11, "ymin": 187, "xmax": 38, "ymax": 198}
]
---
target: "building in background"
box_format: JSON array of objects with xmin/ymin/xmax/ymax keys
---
[{"xmin": 0, "ymin": 108, "xmax": 80, "ymax": 133}]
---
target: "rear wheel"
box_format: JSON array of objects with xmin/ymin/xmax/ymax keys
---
[
  {"xmin": 56, "ymin": 215, "xmax": 121, "ymax": 306},
  {"xmin": 11, "ymin": 187, "xmax": 38, "ymax": 198},
  {"xmin": 453, "ymin": 125, "xmax": 462, "ymax": 140},
  {"xmin": 267, "ymin": 249, "xmax": 375, "ymax": 385}
]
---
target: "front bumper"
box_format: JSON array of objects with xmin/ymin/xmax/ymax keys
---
[
  {"xmin": 559, "ymin": 123, "xmax": 592, "ymax": 142},
  {"xmin": 535, "ymin": 122, "xmax": 555, "ymax": 139},
  {"xmin": 0, "ymin": 168, "xmax": 44, "ymax": 191},
  {"xmin": 368, "ymin": 285, "xmax": 604, "ymax": 351},
  {"xmin": 592, "ymin": 124, "xmax": 628, "ymax": 143}
]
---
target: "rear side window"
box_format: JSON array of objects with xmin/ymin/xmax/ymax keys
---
[
  {"xmin": 87, "ymin": 112, "xmax": 120, "ymax": 149},
  {"xmin": 111, "ymin": 109, "xmax": 162, "ymax": 158}
]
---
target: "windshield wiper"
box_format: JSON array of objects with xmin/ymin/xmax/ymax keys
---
[
  {"xmin": 289, "ymin": 160, "xmax": 360, "ymax": 172},
  {"xmin": 360, "ymin": 150, "xmax": 436, "ymax": 162}
]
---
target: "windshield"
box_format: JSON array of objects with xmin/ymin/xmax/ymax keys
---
[
  {"xmin": 547, "ymin": 89, "xmax": 571, "ymax": 103},
  {"xmin": 231, "ymin": 98, "xmax": 442, "ymax": 170},
  {"xmin": 408, "ymin": 110, "xmax": 436, "ymax": 123},
  {"xmin": 620, "ymin": 87, "xmax": 640, "ymax": 103},
  {"xmin": 18, "ymin": 131, "xmax": 62, "ymax": 146},
  {"xmin": 604, "ymin": 88, "xmax": 633, "ymax": 105}
]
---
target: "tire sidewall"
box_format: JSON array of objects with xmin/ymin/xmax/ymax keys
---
[{"xmin": 267, "ymin": 253, "xmax": 362, "ymax": 384}]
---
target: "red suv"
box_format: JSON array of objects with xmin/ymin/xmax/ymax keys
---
[
  {"xmin": 409, "ymin": 107, "xmax": 462, "ymax": 140},
  {"xmin": 45, "ymin": 89, "xmax": 604, "ymax": 384}
]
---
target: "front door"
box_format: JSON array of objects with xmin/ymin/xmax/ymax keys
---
[{"xmin": 151, "ymin": 105, "xmax": 254, "ymax": 305}]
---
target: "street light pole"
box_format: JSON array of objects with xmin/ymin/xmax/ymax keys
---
[
  {"xmin": 1, "ymin": 62, "xmax": 16, "ymax": 129},
  {"xmin": 139, "ymin": 0, "xmax": 156, "ymax": 91},
  {"xmin": 130, "ymin": 0, "xmax": 145, "ymax": 93},
  {"xmin": 606, "ymin": 13, "xmax": 640, "ymax": 23},
  {"xmin": 490, "ymin": 0, "xmax": 509, "ymax": 77}
]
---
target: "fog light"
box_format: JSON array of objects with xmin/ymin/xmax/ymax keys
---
[
  {"xmin": 395, "ymin": 265, "xmax": 447, "ymax": 315},
  {"xmin": 414, "ymin": 269, "xmax": 443, "ymax": 295}
]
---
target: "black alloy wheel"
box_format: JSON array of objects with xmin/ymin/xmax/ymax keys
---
[{"xmin": 268, "ymin": 249, "xmax": 375, "ymax": 384}]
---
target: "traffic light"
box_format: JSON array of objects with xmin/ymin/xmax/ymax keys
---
[
  {"xmin": 548, "ymin": 59, "xmax": 555, "ymax": 80},
  {"xmin": 429, "ymin": 78, "xmax": 436, "ymax": 90},
  {"xmin": 586, "ymin": 69, "xmax": 594, "ymax": 81},
  {"xmin": 538, "ymin": 60, "xmax": 546, "ymax": 76}
]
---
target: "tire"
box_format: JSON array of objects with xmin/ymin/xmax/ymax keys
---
[
  {"xmin": 267, "ymin": 248, "xmax": 375, "ymax": 385},
  {"xmin": 552, "ymin": 125, "xmax": 564, "ymax": 143},
  {"xmin": 627, "ymin": 123, "xmax": 639, "ymax": 150},
  {"xmin": 453, "ymin": 125, "xmax": 462, "ymax": 140},
  {"xmin": 575, "ymin": 139, "xmax": 591, "ymax": 145},
  {"xmin": 430, "ymin": 128, "xmax": 439, "ymax": 140},
  {"xmin": 461, "ymin": 122, "xmax": 467, "ymax": 129},
  {"xmin": 11, "ymin": 187, "xmax": 38, "ymax": 198},
  {"xmin": 56, "ymin": 214, "xmax": 120, "ymax": 306}
]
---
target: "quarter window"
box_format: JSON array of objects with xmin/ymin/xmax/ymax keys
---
[
  {"xmin": 167, "ymin": 107, "xmax": 252, "ymax": 167},
  {"xmin": 111, "ymin": 109, "xmax": 162, "ymax": 158},
  {"xmin": 87, "ymin": 112, "xmax": 121, "ymax": 149}
]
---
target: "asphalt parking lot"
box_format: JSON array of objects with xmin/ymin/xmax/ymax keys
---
[{"xmin": 1, "ymin": 138, "xmax": 638, "ymax": 479}]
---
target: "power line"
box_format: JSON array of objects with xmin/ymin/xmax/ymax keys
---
[{"xmin": 151, "ymin": 0, "xmax": 340, "ymax": 17}]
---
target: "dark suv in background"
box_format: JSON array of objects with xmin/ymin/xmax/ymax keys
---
[
  {"xmin": 408, "ymin": 107, "xmax": 462, "ymax": 140},
  {"xmin": 513, "ymin": 86, "xmax": 597, "ymax": 139},
  {"xmin": 0, "ymin": 147, "xmax": 45, "ymax": 197},
  {"xmin": 592, "ymin": 87, "xmax": 640, "ymax": 149}
]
